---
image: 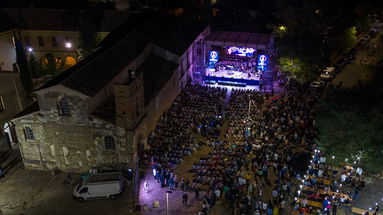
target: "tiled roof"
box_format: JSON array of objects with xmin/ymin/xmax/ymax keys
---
[
  {"xmin": 140, "ymin": 54, "xmax": 179, "ymax": 105},
  {"xmin": 38, "ymin": 30, "xmax": 151, "ymax": 96},
  {"xmin": 38, "ymin": 15, "xmax": 207, "ymax": 97},
  {"xmin": 92, "ymin": 94, "xmax": 116, "ymax": 124},
  {"xmin": 62, "ymin": 31, "xmax": 150, "ymax": 96},
  {"xmin": 91, "ymin": 53, "xmax": 178, "ymax": 124}
]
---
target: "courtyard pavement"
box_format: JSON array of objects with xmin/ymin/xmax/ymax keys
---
[
  {"xmin": 138, "ymin": 167, "xmax": 203, "ymax": 215},
  {"xmin": 0, "ymin": 166, "xmax": 133, "ymax": 215},
  {"xmin": 351, "ymin": 176, "xmax": 383, "ymax": 214}
]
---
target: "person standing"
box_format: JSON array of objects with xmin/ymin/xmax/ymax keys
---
[
  {"xmin": 195, "ymin": 186, "xmax": 200, "ymax": 199},
  {"xmin": 144, "ymin": 180, "xmax": 149, "ymax": 193},
  {"xmin": 182, "ymin": 193, "xmax": 188, "ymax": 205},
  {"xmin": 332, "ymin": 200, "xmax": 338, "ymax": 215}
]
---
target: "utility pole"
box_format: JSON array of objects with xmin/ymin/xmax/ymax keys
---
[{"xmin": 166, "ymin": 190, "xmax": 172, "ymax": 215}]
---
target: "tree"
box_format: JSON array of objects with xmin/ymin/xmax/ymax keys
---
[
  {"xmin": 40, "ymin": 53, "xmax": 65, "ymax": 80},
  {"xmin": 15, "ymin": 40, "xmax": 33, "ymax": 94},
  {"xmin": 77, "ymin": 11, "xmax": 100, "ymax": 59},
  {"xmin": 317, "ymin": 100, "xmax": 383, "ymax": 173},
  {"xmin": 327, "ymin": 26, "xmax": 357, "ymax": 56},
  {"xmin": 316, "ymin": 44, "xmax": 383, "ymax": 173},
  {"xmin": 28, "ymin": 54, "xmax": 40, "ymax": 79},
  {"xmin": 278, "ymin": 56, "xmax": 310, "ymax": 82}
]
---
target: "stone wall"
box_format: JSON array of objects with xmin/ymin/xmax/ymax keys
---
[{"xmin": 13, "ymin": 88, "xmax": 131, "ymax": 173}]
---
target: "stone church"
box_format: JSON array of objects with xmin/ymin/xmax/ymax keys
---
[{"xmin": 12, "ymin": 15, "xmax": 210, "ymax": 172}]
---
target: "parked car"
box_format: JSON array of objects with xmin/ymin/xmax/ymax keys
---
[
  {"xmin": 323, "ymin": 67, "xmax": 336, "ymax": 75},
  {"xmin": 310, "ymin": 80, "xmax": 325, "ymax": 89},
  {"xmin": 73, "ymin": 172, "xmax": 125, "ymax": 202},
  {"xmin": 361, "ymin": 35, "xmax": 371, "ymax": 45},
  {"xmin": 320, "ymin": 73, "xmax": 333, "ymax": 81},
  {"xmin": 369, "ymin": 29, "xmax": 378, "ymax": 38}
]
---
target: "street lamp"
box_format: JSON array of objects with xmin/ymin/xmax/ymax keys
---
[
  {"xmin": 279, "ymin": 26, "xmax": 287, "ymax": 32},
  {"xmin": 65, "ymin": 42, "xmax": 72, "ymax": 48},
  {"xmin": 166, "ymin": 190, "xmax": 172, "ymax": 215},
  {"xmin": 27, "ymin": 47, "xmax": 33, "ymax": 52}
]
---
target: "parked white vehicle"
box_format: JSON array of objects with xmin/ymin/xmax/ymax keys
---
[
  {"xmin": 310, "ymin": 80, "xmax": 325, "ymax": 89},
  {"xmin": 323, "ymin": 67, "xmax": 336, "ymax": 75},
  {"xmin": 73, "ymin": 172, "xmax": 125, "ymax": 202},
  {"xmin": 320, "ymin": 67, "xmax": 336, "ymax": 81}
]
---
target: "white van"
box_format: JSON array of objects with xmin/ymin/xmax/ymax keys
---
[{"xmin": 73, "ymin": 172, "xmax": 125, "ymax": 202}]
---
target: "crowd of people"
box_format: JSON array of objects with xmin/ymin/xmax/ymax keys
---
[
  {"xmin": 146, "ymin": 83, "xmax": 226, "ymax": 179},
  {"xmin": 189, "ymin": 82, "xmax": 321, "ymax": 215},
  {"xmin": 144, "ymin": 80, "xmax": 324, "ymax": 215},
  {"xmin": 225, "ymin": 89, "xmax": 266, "ymax": 142},
  {"xmin": 292, "ymin": 149, "xmax": 369, "ymax": 215}
]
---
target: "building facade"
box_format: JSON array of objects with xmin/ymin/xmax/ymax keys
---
[
  {"xmin": 0, "ymin": 7, "xmax": 131, "ymax": 159},
  {"xmin": 0, "ymin": 8, "xmax": 129, "ymax": 72},
  {"xmin": 11, "ymin": 15, "xmax": 210, "ymax": 172},
  {"xmin": 0, "ymin": 71, "xmax": 29, "ymax": 154}
]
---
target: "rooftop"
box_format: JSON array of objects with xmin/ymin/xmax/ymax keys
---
[
  {"xmin": 205, "ymin": 31, "xmax": 273, "ymax": 50},
  {"xmin": 38, "ymin": 30, "xmax": 151, "ymax": 96},
  {"xmin": 92, "ymin": 94, "xmax": 116, "ymax": 124},
  {"xmin": 38, "ymin": 15, "xmax": 207, "ymax": 97},
  {"xmin": 91, "ymin": 53, "xmax": 178, "ymax": 124},
  {"xmin": 140, "ymin": 54, "xmax": 179, "ymax": 105}
]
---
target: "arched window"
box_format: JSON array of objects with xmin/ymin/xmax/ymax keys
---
[
  {"xmin": 65, "ymin": 56, "xmax": 76, "ymax": 67},
  {"xmin": 58, "ymin": 98, "xmax": 71, "ymax": 116},
  {"xmin": 104, "ymin": 136, "xmax": 116, "ymax": 150},
  {"xmin": 24, "ymin": 127, "xmax": 35, "ymax": 141}
]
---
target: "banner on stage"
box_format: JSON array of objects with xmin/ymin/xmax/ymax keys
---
[
  {"xmin": 257, "ymin": 54, "xmax": 268, "ymax": 71},
  {"xmin": 209, "ymin": 51, "xmax": 219, "ymax": 63}
]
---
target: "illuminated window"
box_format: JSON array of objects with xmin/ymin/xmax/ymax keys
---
[
  {"xmin": 24, "ymin": 127, "xmax": 35, "ymax": 141},
  {"xmin": 0, "ymin": 96, "xmax": 5, "ymax": 112},
  {"xmin": 51, "ymin": 36, "xmax": 57, "ymax": 47},
  {"xmin": 65, "ymin": 56, "xmax": 76, "ymax": 67},
  {"xmin": 57, "ymin": 98, "xmax": 71, "ymax": 116},
  {"xmin": 38, "ymin": 36, "xmax": 44, "ymax": 47},
  {"xmin": 104, "ymin": 136, "xmax": 116, "ymax": 150},
  {"xmin": 55, "ymin": 58, "xmax": 63, "ymax": 69}
]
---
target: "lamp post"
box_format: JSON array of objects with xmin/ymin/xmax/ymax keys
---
[{"xmin": 166, "ymin": 190, "xmax": 172, "ymax": 215}]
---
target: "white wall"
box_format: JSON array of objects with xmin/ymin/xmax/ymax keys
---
[{"xmin": 0, "ymin": 31, "xmax": 17, "ymax": 72}]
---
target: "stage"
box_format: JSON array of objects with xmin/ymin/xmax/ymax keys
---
[{"xmin": 204, "ymin": 68, "xmax": 261, "ymax": 87}]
